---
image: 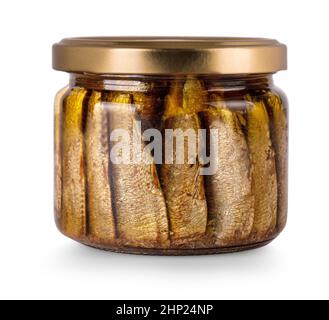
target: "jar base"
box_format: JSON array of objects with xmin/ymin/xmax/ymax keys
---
[{"xmin": 81, "ymin": 238, "xmax": 275, "ymax": 256}]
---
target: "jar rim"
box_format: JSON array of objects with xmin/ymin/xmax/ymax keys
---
[{"xmin": 52, "ymin": 37, "xmax": 287, "ymax": 75}]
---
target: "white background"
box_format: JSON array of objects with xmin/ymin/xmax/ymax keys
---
[{"xmin": 0, "ymin": 0, "xmax": 328, "ymax": 300}]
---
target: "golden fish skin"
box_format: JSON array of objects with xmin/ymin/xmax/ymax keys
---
[
  {"xmin": 61, "ymin": 87, "xmax": 88, "ymax": 239},
  {"xmin": 247, "ymin": 97, "xmax": 278, "ymax": 240},
  {"xmin": 85, "ymin": 91, "xmax": 116, "ymax": 241},
  {"xmin": 202, "ymin": 99, "xmax": 254, "ymax": 246},
  {"xmin": 132, "ymin": 91, "xmax": 163, "ymax": 119},
  {"xmin": 183, "ymin": 78, "xmax": 207, "ymax": 113},
  {"xmin": 106, "ymin": 92, "xmax": 169, "ymax": 247},
  {"xmin": 132, "ymin": 91, "xmax": 165, "ymax": 134},
  {"xmin": 54, "ymin": 86, "xmax": 68, "ymax": 221},
  {"xmin": 160, "ymin": 80, "xmax": 208, "ymax": 241},
  {"xmin": 265, "ymin": 91, "xmax": 288, "ymax": 232}
]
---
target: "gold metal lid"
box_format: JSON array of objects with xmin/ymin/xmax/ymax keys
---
[{"xmin": 52, "ymin": 37, "xmax": 287, "ymax": 75}]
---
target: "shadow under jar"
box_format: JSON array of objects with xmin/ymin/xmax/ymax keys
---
[{"xmin": 53, "ymin": 37, "xmax": 288, "ymax": 255}]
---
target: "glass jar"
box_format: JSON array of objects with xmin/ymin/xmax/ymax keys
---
[{"xmin": 53, "ymin": 37, "xmax": 288, "ymax": 255}]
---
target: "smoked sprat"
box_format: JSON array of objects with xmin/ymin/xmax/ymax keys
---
[{"xmin": 55, "ymin": 76, "xmax": 288, "ymax": 254}]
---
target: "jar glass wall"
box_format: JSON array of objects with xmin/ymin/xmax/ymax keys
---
[{"xmin": 54, "ymin": 73, "xmax": 288, "ymax": 255}]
